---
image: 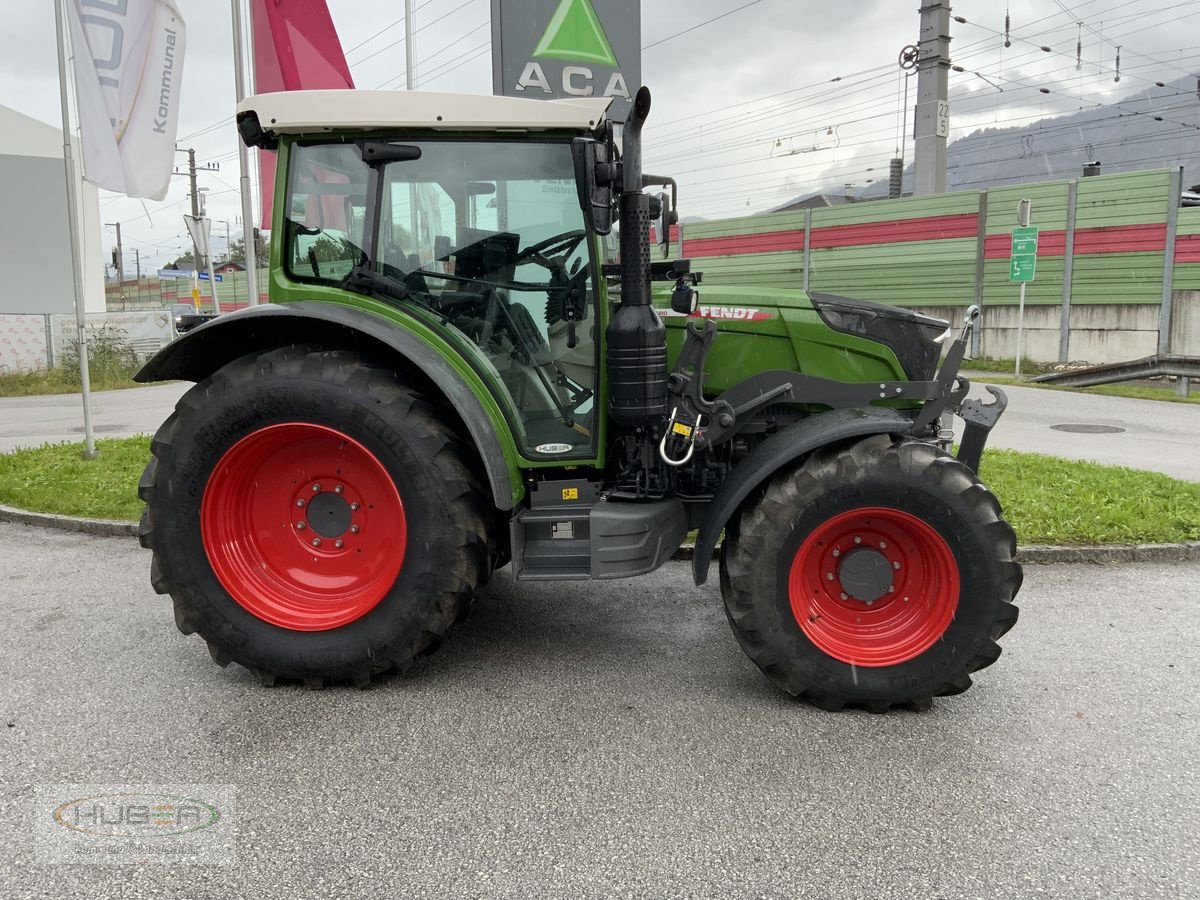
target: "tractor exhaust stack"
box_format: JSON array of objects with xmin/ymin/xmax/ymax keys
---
[{"xmin": 607, "ymin": 86, "xmax": 669, "ymax": 427}]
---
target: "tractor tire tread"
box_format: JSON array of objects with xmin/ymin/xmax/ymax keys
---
[
  {"xmin": 138, "ymin": 347, "xmax": 495, "ymax": 688},
  {"xmin": 720, "ymin": 436, "xmax": 1021, "ymax": 712}
]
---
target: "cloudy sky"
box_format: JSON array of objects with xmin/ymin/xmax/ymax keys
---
[{"xmin": 2, "ymin": 0, "xmax": 1197, "ymax": 271}]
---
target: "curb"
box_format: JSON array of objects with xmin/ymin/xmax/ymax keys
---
[
  {"xmin": 0, "ymin": 503, "xmax": 138, "ymax": 538},
  {"xmin": 2, "ymin": 503, "xmax": 1197, "ymax": 566}
]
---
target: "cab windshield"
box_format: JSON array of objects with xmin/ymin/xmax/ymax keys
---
[{"xmin": 283, "ymin": 139, "xmax": 599, "ymax": 459}]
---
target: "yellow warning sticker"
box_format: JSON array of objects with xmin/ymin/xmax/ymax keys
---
[
  {"xmin": 562, "ymin": 487, "xmax": 579, "ymax": 501},
  {"xmin": 672, "ymin": 421, "xmax": 693, "ymax": 437}
]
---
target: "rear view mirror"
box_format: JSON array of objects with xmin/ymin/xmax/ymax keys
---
[
  {"xmin": 657, "ymin": 191, "xmax": 677, "ymax": 259},
  {"xmin": 358, "ymin": 141, "xmax": 422, "ymax": 165},
  {"xmin": 570, "ymin": 137, "xmax": 614, "ymax": 235}
]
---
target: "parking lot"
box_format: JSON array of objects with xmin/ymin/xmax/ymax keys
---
[{"xmin": 3, "ymin": 522, "xmax": 1197, "ymax": 897}]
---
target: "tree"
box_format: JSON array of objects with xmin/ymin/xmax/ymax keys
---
[
  {"xmin": 165, "ymin": 250, "xmax": 195, "ymax": 270},
  {"xmin": 229, "ymin": 233, "xmax": 270, "ymax": 268}
]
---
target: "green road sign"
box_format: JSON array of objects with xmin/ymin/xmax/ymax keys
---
[{"xmin": 1009, "ymin": 225, "xmax": 1039, "ymax": 283}]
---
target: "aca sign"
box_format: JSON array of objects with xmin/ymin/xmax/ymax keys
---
[{"xmin": 490, "ymin": 0, "xmax": 640, "ymax": 120}]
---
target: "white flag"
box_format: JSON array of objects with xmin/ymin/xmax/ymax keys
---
[{"xmin": 67, "ymin": 0, "xmax": 186, "ymax": 200}]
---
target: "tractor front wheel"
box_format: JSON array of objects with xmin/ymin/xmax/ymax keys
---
[
  {"xmin": 719, "ymin": 435, "xmax": 1021, "ymax": 711},
  {"xmin": 138, "ymin": 347, "xmax": 494, "ymax": 687}
]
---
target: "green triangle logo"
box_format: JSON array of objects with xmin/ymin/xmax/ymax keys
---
[{"xmin": 532, "ymin": 0, "xmax": 619, "ymax": 67}]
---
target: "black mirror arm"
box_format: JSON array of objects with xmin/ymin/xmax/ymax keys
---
[{"xmin": 642, "ymin": 174, "xmax": 678, "ymax": 258}]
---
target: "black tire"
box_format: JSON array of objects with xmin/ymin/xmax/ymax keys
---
[
  {"xmin": 138, "ymin": 346, "xmax": 495, "ymax": 687},
  {"xmin": 720, "ymin": 435, "xmax": 1021, "ymax": 712}
]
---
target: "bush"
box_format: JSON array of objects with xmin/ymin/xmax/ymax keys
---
[
  {"xmin": 60, "ymin": 324, "xmax": 141, "ymax": 384},
  {"xmin": 0, "ymin": 325, "xmax": 143, "ymax": 397}
]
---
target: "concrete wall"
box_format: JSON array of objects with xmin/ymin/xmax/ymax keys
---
[
  {"xmin": 1068, "ymin": 304, "xmax": 1162, "ymax": 362},
  {"xmin": 1170, "ymin": 291, "xmax": 1200, "ymax": 357},
  {"xmin": 908, "ymin": 300, "xmax": 1190, "ymax": 365}
]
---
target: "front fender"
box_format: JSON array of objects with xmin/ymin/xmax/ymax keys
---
[
  {"xmin": 691, "ymin": 407, "xmax": 914, "ymax": 585},
  {"xmin": 136, "ymin": 303, "xmax": 521, "ymax": 510}
]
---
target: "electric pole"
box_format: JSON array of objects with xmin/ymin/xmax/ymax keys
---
[
  {"xmin": 134, "ymin": 247, "xmax": 141, "ymax": 304},
  {"xmin": 913, "ymin": 1, "xmax": 951, "ymax": 196},
  {"xmin": 175, "ymin": 147, "xmax": 219, "ymax": 268},
  {"xmin": 104, "ymin": 221, "xmax": 123, "ymax": 284},
  {"xmin": 186, "ymin": 148, "xmax": 200, "ymax": 264}
]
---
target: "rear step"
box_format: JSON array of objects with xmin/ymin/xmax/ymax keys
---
[{"xmin": 511, "ymin": 480, "xmax": 687, "ymax": 581}]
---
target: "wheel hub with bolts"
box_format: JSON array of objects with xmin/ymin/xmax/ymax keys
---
[
  {"xmin": 294, "ymin": 482, "xmax": 359, "ymax": 543},
  {"xmin": 834, "ymin": 546, "xmax": 895, "ymax": 604},
  {"xmin": 787, "ymin": 506, "xmax": 960, "ymax": 667}
]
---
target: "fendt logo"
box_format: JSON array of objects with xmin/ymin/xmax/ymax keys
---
[
  {"xmin": 502, "ymin": 0, "xmax": 636, "ymax": 111},
  {"xmin": 659, "ymin": 306, "xmax": 776, "ymax": 322}
]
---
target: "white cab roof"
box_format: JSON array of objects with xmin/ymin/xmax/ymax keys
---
[{"xmin": 238, "ymin": 90, "xmax": 612, "ymax": 136}]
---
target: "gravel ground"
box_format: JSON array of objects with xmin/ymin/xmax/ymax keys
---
[{"xmin": 1, "ymin": 523, "xmax": 1197, "ymax": 898}]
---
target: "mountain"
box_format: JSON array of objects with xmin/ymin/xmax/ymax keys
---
[{"xmin": 858, "ymin": 74, "xmax": 1200, "ymax": 199}]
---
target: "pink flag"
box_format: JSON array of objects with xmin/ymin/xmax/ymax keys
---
[{"xmin": 252, "ymin": 0, "xmax": 354, "ymax": 226}]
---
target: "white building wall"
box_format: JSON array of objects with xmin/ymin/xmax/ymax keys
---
[{"xmin": 0, "ymin": 104, "xmax": 104, "ymax": 315}]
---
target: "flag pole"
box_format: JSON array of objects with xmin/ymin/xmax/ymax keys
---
[
  {"xmin": 405, "ymin": 0, "xmax": 415, "ymax": 90},
  {"xmin": 231, "ymin": 0, "xmax": 260, "ymax": 306},
  {"xmin": 53, "ymin": 0, "xmax": 98, "ymax": 460}
]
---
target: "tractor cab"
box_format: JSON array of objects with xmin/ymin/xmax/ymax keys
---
[{"xmin": 244, "ymin": 90, "xmax": 616, "ymax": 458}]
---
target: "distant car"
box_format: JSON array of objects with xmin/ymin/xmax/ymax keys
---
[{"xmin": 168, "ymin": 303, "xmax": 217, "ymax": 335}]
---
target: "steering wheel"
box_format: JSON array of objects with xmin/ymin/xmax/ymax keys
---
[{"xmin": 515, "ymin": 230, "xmax": 587, "ymax": 270}]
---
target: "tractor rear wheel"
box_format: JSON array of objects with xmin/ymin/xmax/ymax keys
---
[
  {"xmin": 719, "ymin": 435, "xmax": 1021, "ymax": 711},
  {"xmin": 138, "ymin": 347, "xmax": 494, "ymax": 687}
]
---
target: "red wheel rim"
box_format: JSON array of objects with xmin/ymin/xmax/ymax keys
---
[
  {"xmin": 200, "ymin": 423, "xmax": 406, "ymax": 631},
  {"xmin": 787, "ymin": 507, "xmax": 959, "ymax": 667}
]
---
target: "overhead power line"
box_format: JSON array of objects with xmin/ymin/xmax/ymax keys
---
[
  {"xmin": 343, "ymin": 0, "xmax": 440, "ymax": 58},
  {"xmin": 348, "ymin": 0, "xmax": 479, "ymax": 70},
  {"xmin": 642, "ymin": 0, "xmax": 766, "ymax": 51}
]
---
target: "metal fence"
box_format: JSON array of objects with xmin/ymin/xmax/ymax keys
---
[
  {"xmin": 104, "ymin": 266, "xmax": 269, "ymax": 312},
  {"xmin": 674, "ymin": 167, "xmax": 1199, "ymax": 361},
  {"xmin": 0, "ymin": 311, "xmax": 173, "ymax": 375}
]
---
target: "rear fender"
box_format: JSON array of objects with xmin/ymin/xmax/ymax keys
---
[
  {"xmin": 692, "ymin": 407, "xmax": 914, "ymax": 585},
  {"xmin": 136, "ymin": 303, "xmax": 521, "ymax": 509}
]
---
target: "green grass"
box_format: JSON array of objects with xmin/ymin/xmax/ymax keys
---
[
  {"xmin": 980, "ymin": 448, "xmax": 1200, "ymax": 545},
  {"xmin": 968, "ymin": 356, "xmax": 1058, "ymax": 376},
  {"xmin": 0, "ymin": 436, "xmax": 150, "ymax": 521},
  {"xmin": 2, "ymin": 436, "xmax": 1198, "ymax": 547},
  {"xmin": 968, "ymin": 373, "xmax": 1200, "ymax": 406},
  {"xmin": 0, "ymin": 368, "xmax": 142, "ymax": 397}
]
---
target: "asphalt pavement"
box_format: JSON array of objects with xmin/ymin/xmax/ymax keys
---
[
  {"xmin": 0, "ymin": 382, "xmax": 188, "ymax": 454},
  {"xmin": 957, "ymin": 379, "xmax": 1200, "ymax": 482},
  {"xmin": 2, "ymin": 522, "xmax": 1197, "ymax": 897},
  {"xmin": 2, "ymin": 377, "xmax": 1197, "ymax": 481}
]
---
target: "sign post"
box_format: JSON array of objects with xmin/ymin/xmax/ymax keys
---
[
  {"xmin": 184, "ymin": 214, "xmax": 223, "ymax": 314},
  {"xmin": 1010, "ymin": 199, "xmax": 1037, "ymax": 376}
]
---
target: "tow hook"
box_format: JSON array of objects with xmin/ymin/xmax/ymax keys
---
[{"xmin": 956, "ymin": 385, "xmax": 1008, "ymax": 473}]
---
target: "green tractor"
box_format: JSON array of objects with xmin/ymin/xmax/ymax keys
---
[{"xmin": 136, "ymin": 86, "xmax": 1020, "ymax": 711}]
